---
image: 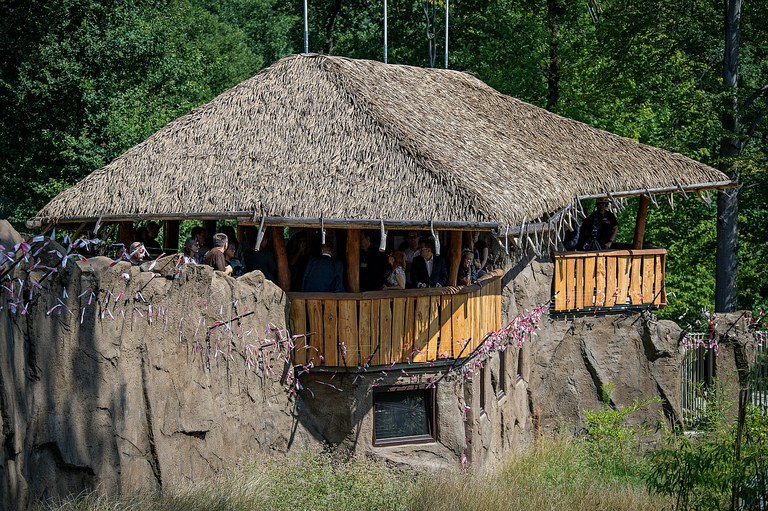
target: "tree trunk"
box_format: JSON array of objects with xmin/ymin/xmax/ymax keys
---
[{"xmin": 715, "ymin": 0, "xmax": 741, "ymax": 313}]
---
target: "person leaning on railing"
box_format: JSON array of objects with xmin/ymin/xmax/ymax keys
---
[
  {"xmin": 457, "ymin": 249, "xmax": 478, "ymax": 286},
  {"xmin": 410, "ymin": 238, "xmax": 448, "ymax": 288},
  {"xmin": 382, "ymin": 251, "xmax": 407, "ymax": 289}
]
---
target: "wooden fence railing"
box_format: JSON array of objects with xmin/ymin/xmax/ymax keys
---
[
  {"xmin": 288, "ymin": 276, "xmax": 502, "ymax": 367},
  {"xmin": 552, "ymin": 249, "xmax": 666, "ymax": 312}
]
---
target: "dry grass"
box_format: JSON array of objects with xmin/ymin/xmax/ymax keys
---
[{"xmin": 38, "ymin": 439, "xmax": 670, "ymax": 511}]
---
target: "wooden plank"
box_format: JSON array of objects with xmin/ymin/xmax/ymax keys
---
[
  {"xmin": 629, "ymin": 255, "xmax": 642, "ymax": 305},
  {"xmin": 584, "ymin": 255, "xmax": 596, "ymax": 307},
  {"xmin": 391, "ymin": 297, "xmax": 406, "ymax": 363},
  {"xmin": 653, "ymin": 254, "xmax": 665, "ymax": 305},
  {"xmin": 412, "ymin": 296, "xmax": 431, "ymax": 362},
  {"xmin": 494, "ymin": 282, "xmax": 502, "ymax": 331},
  {"xmin": 322, "ymin": 300, "xmax": 338, "ymax": 366},
  {"xmin": 346, "ymin": 229, "xmax": 360, "ymax": 293},
  {"xmin": 575, "ymin": 257, "xmax": 585, "ymax": 309},
  {"xmin": 554, "ymin": 248, "xmax": 667, "ymax": 258},
  {"xmin": 338, "ymin": 300, "xmax": 359, "ymax": 366},
  {"xmin": 554, "ymin": 255, "xmax": 567, "ymax": 310},
  {"xmin": 403, "ymin": 297, "xmax": 417, "ymax": 362},
  {"xmin": 616, "ymin": 256, "xmax": 630, "ymax": 305},
  {"xmin": 271, "ymin": 226, "xmax": 291, "ymax": 292},
  {"xmin": 307, "ymin": 300, "xmax": 324, "ymax": 365},
  {"xmin": 289, "ymin": 298, "xmax": 307, "ymax": 364},
  {"xmin": 358, "ymin": 300, "xmax": 372, "ymax": 366},
  {"xmin": 474, "ymin": 289, "xmax": 483, "ymax": 346},
  {"xmin": 605, "ymin": 256, "xmax": 618, "ymax": 306},
  {"xmin": 379, "ymin": 299, "xmax": 393, "ymax": 365},
  {"xmin": 370, "ymin": 299, "xmax": 380, "ymax": 366},
  {"xmin": 452, "ymin": 294, "xmax": 469, "ymax": 357},
  {"xmin": 427, "ymin": 295, "xmax": 441, "ymax": 361},
  {"xmin": 595, "ymin": 256, "xmax": 606, "ymax": 307},
  {"xmin": 641, "ymin": 255, "xmax": 654, "ymax": 304},
  {"xmin": 439, "ymin": 295, "xmax": 453, "ymax": 359},
  {"xmin": 565, "ymin": 257, "xmax": 576, "ymax": 310}
]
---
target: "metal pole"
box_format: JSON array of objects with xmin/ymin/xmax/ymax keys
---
[
  {"xmin": 444, "ymin": 0, "xmax": 448, "ymax": 68},
  {"xmin": 303, "ymin": 0, "xmax": 309, "ymax": 54},
  {"xmin": 384, "ymin": 0, "xmax": 388, "ymax": 63}
]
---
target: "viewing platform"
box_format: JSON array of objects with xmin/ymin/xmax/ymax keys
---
[
  {"xmin": 289, "ymin": 274, "xmax": 502, "ymax": 368},
  {"xmin": 552, "ymin": 248, "xmax": 667, "ymax": 313}
]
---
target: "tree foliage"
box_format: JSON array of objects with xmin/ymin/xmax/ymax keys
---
[{"xmin": 0, "ymin": 0, "xmax": 766, "ymax": 315}]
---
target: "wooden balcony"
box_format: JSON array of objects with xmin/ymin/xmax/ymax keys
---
[
  {"xmin": 552, "ymin": 248, "xmax": 667, "ymax": 312},
  {"xmin": 288, "ymin": 275, "xmax": 502, "ymax": 368}
]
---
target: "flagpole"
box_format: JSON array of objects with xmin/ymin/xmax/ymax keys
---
[
  {"xmin": 304, "ymin": 0, "xmax": 309, "ymax": 53},
  {"xmin": 444, "ymin": 0, "xmax": 449, "ymax": 68},
  {"xmin": 384, "ymin": 0, "xmax": 388, "ymax": 63}
]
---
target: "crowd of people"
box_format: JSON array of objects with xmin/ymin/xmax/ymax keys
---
[{"xmin": 125, "ymin": 224, "xmax": 492, "ymax": 293}]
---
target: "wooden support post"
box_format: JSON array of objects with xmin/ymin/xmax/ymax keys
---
[
  {"xmin": 346, "ymin": 229, "xmax": 361, "ymax": 293},
  {"xmin": 448, "ymin": 231, "xmax": 462, "ymax": 286},
  {"xmin": 203, "ymin": 220, "xmax": 217, "ymax": 247},
  {"xmin": 271, "ymin": 226, "xmax": 291, "ymax": 292},
  {"xmin": 632, "ymin": 195, "xmax": 650, "ymax": 249},
  {"xmin": 462, "ymin": 231, "xmax": 473, "ymax": 250},
  {"xmin": 164, "ymin": 220, "xmax": 180, "ymax": 253},
  {"xmin": 118, "ymin": 221, "xmax": 134, "ymax": 247}
]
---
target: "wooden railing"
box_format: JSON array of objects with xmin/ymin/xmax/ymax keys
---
[
  {"xmin": 288, "ymin": 276, "xmax": 502, "ymax": 367},
  {"xmin": 552, "ymin": 249, "xmax": 666, "ymax": 312}
]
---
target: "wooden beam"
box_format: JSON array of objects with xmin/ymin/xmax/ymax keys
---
[
  {"xmin": 632, "ymin": 195, "xmax": 650, "ymax": 249},
  {"xmin": 448, "ymin": 231, "xmax": 463, "ymax": 286},
  {"xmin": 271, "ymin": 226, "xmax": 291, "ymax": 292},
  {"xmin": 118, "ymin": 221, "xmax": 134, "ymax": 246},
  {"xmin": 164, "ymin": 220, "xmax": 180, "ymax": 253},
  {"xmin": 346, "ymin": 229, "xmax": 361, "ymax": 293}
]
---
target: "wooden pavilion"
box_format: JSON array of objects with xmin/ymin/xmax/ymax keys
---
[{"xmin": 30, "ymin": 54, "xmax": 733, "ymax": 368}]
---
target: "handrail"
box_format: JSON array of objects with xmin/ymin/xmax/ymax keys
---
[{"xmin": 552, "ymin": 248, "xmax": 667, "ymax": 259}]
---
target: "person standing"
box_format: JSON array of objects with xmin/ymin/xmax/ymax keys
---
[
  {"xmin": 203, "ymin": 233, "xmax": 233, "ymax": 275},
  {"xmin": 579, "ymin": 199, "xmax": 618, "ymax": 250},
  {"xmin": 302, "ymin": 243, "xmax": 345, "ymax": 292},
  {"xmin": 410, "ymin": 238, "xmax": 448, "ymax": 288}
]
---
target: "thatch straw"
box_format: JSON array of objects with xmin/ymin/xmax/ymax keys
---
[{"xmin": 32, "ymin": 54, "xmax": 728, "ymax": 228}]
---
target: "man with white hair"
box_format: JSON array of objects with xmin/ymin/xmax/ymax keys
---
[{"xmin": 203, "ymin": 233, "xmax": 233, "ymax": 275}]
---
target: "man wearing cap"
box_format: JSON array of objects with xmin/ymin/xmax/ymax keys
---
[{"xmin": 579, "ymin": 198, "xmax": 618, "ymax": 250}]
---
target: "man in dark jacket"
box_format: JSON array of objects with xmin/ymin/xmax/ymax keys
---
[
  {"xmin": 302, "ymin": 243, "xmax": 345, "ymax": 292},
  {"xmin": 410, "ymin": 238, "xmax": 448, "ymax": 288}
]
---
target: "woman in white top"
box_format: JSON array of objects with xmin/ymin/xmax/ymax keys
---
[{"xmin": 383, "ymin": 251, "xmax": 407, "ymax": 290}]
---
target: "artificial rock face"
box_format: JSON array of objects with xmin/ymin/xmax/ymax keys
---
[
  {"xmin": 0, "ymin": 251, "xmax": 321, "ymax": 509},
  {"xmin": 1, "ymin": 227, "xmax": 757, "ymax": 508}
]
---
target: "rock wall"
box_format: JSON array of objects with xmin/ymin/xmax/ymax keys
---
[
  {"xmin": 0, "ymin": 242, "xmax": 535, "ymax": 507},
  {"xmin": 0, "ymin": 255, "xmax": 322, "ymax": 509},
  {"xmin": 1, "ymin": 224, "xmax": 757, "ymax": 508},
  {"xmin": 505, "ymin": 257, "xmax": 757, "ymax": 434}
]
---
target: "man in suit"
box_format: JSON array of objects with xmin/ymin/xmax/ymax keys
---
[
  {"xmin": 302, "ymin": 243, "xmax": 346, "ymax": 292},
  {"xmin": 410, "ymin": 237, "xmax": 448, "ymax": 288}
]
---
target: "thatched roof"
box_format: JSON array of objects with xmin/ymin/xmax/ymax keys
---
[{"xmin": 32, "ymin": 54, "xmax": 729, "ymax": 229}]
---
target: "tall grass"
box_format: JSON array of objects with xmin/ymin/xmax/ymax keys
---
[
  {"xmin": 408, "ymin": 439, "xmax": 670, "ymax": 511},
  {"xmin": 38, "ymin": 439, "xmax": 670, "ymax": 511}
]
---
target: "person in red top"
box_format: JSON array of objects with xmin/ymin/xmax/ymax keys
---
[{"xmin": 203, "ymin": 233, "xmax": 233, "ymax": 275}]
